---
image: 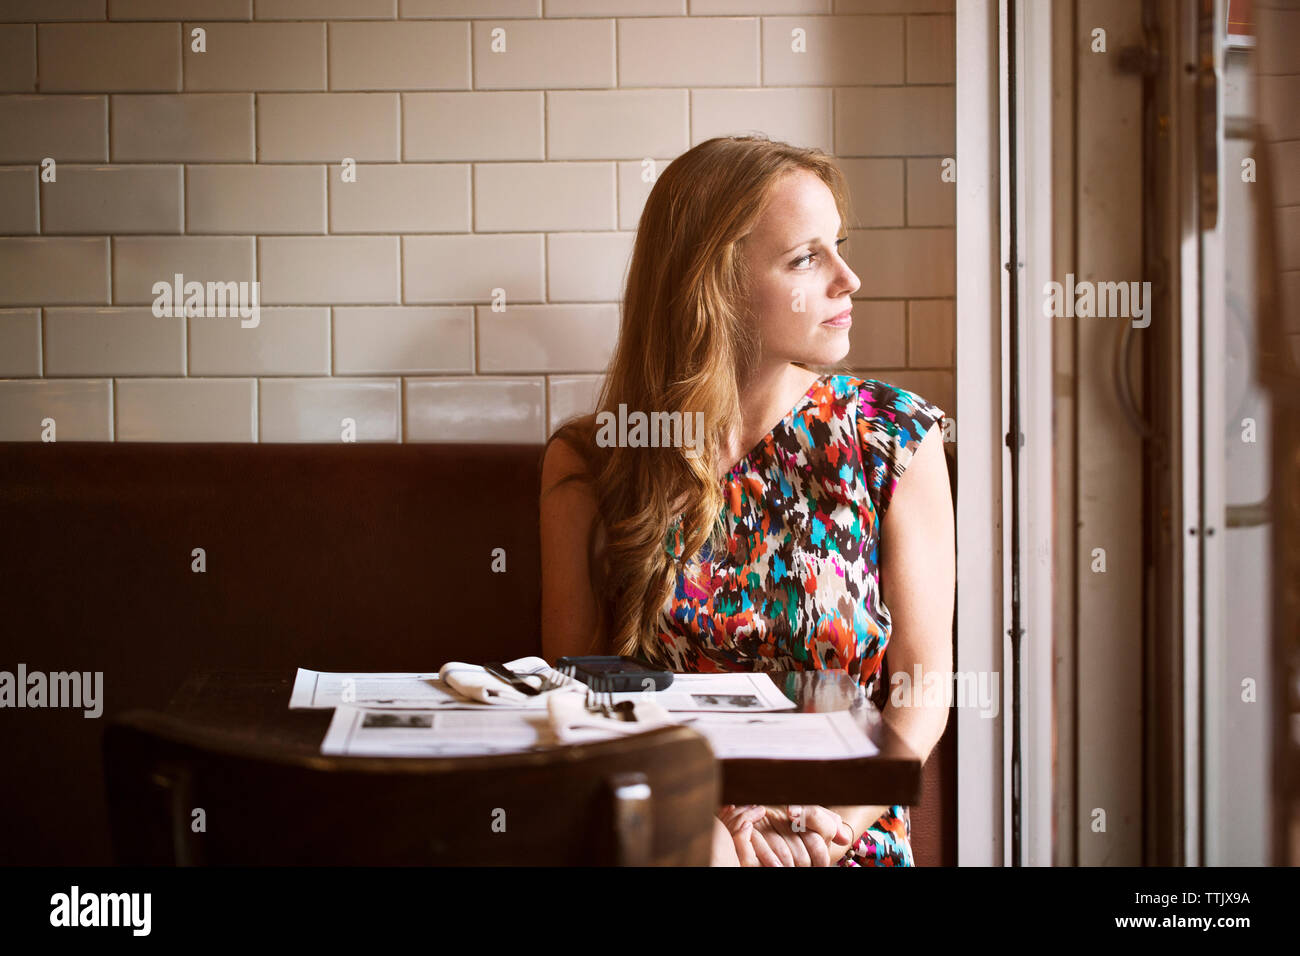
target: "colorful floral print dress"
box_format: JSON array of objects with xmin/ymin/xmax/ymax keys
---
[{"xmin": 657, "ymin": 373, "xmax": 945, "ymax": 867}]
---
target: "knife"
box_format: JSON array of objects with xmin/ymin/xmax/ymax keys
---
[{"xmin": 482, "ymin": 662, "xmax": 541, "ymax": 696}]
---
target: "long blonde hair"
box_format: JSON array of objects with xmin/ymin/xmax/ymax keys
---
[{"xmin": 543, "ymin": 134, "xmax": 854, "ymax": 665}]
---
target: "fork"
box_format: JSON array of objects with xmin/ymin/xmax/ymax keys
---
[
  {"xmin": 583, "ymin": 674, "xmax": 637, "ymax": 721},
  {"xmin": 529, "ymin": 667, "xmax": 569, "ymax": 694},
  {"xmin": 583, "ymin": 674, "xmax": 609, "ymax": 715},
  {"xmin": 551, "ymin": 662, "xmax": 584, "ymax": 695},
  {"xmin": 498, "ymin": 663, "xmax": 574, "ymax": 694},
  {"xmin": 532, "ymin": 662, "xmax": 599, "ymax": 696}
]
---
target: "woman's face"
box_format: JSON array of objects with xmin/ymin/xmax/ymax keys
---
[{"xmin": 740, "ymin": 168, "xmax": 860, "ymax": 370}]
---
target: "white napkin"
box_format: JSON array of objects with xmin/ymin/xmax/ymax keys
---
[
  {"xmin": 438, "ymin": 657, "xmax": 583, "ymax": 706},
  {"xmin": 546, "ymin": 692, "xmax": 682, "ymax": 745}
]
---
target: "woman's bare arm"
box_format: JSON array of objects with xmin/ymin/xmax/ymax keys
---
[
  {"xmin": 876, "ymin": 424, "xmax": 956, "ymax": 764},
  {"xmin": 823, "ymin": 428, "xmax": 953, "ymax": 857},
  {"xmin": 539, "ymin": 438, "xmax": 607, "ymax": 662}
]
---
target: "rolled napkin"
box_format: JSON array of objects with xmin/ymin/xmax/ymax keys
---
[
  {"xmin": 438, "ymin": 657, "xmax": 583, "ymax": 706},
  {"xmin": 546, "ymin": 692, "xmax": 681, "ymax": 745}
]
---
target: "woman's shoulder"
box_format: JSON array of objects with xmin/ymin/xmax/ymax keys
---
[
  {"xmin": 823, "ymin": 375, "xmax": 946, "ymax": 491},
  {"xmin": 540, "ymin": 432, "xmax": 607, "ymax": 574},
  {"xmin": 542, "ymin": 435, "xmax": 587, "ymax": 481},
  {"xmin": 825, "ymin": 374, "xmax": 945, "ymax": 438},
  {"xmin": 541, "ymin": 413, "xmax": 604, "ymax": 488},
  {"xmin": 829, "ymin": 376, "xmax": 945, "ymax": 512}
]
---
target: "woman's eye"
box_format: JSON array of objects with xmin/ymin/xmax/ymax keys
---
[{"xmin": 792, "ymin": 241, "xmax": 846, "ymax": 269}]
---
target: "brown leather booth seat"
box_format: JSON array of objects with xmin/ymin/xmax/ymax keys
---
[{"xmin": 0, "ymin": 441, "xmax": 954, "ymax": 866}]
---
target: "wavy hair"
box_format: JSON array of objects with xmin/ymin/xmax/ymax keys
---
[{"xmin": 542, "ymin": 134, "xmax": 854, "ymax": 666}]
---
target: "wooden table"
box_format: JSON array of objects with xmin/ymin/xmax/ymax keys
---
[{"xmin": 164, "ymin": 668, "xmax": 924, "ymax": 806}]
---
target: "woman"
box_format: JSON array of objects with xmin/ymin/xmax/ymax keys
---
[{"xmin": 539, "ymin": 135, "xmax": 954, "ymax": 866}]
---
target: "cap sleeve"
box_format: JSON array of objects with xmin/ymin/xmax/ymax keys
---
[{"xmin": 854, "ymin": 379, "xmax": 946, "ymax": 521}]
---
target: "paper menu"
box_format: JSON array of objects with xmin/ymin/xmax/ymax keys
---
[
  {"xmin": 290, "ymin": 665, "xmax": 799, "ymax": 713},
  {"xmin": 319, "ymin": 705, "xmax": 877, "ymax": 760},
  {"xmin": 289, "ymin": 668, "xmax": 464, "ymax": 710}
]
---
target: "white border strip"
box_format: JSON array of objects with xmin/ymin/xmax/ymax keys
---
[{"xmin": 956, "ymin": 0, "xmax": 1006, "ymax": 867}]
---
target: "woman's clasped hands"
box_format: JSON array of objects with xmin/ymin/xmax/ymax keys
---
[{"xmin": 713, "ymin": 804, "xmax": 853, "ymax": 866}]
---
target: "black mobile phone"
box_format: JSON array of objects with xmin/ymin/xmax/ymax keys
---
[{"xmin": 554, "ymin": 655, "xmax": 674, "ymax": 693}]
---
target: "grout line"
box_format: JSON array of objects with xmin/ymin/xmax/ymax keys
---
[
  {"xmin": 902, "ymin": 12, "xmax": 908, "ymax": 86},
  {"xmin": 542, "ymin": 374, "xmax": 551, "ymax": 441},
  {"xmin": 902, "ymin": 155, "xmax": 909, "ymax": 226},
  {"xmin": 468, "ymin": 301, "xmax": 477, "ymax": 374},
  {"xmin": 611, "ymin": 17, "xmax": 620, "ymax": 88},
  {"xmin": 904, "ymin": 301, "xmax": 910, "ymax": 367},
  {"xmin": 472, "ymin": 303, "xmax": 479, "ymax": 374}
]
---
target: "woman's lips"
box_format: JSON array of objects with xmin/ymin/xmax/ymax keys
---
[{"xmin": 822, "ymin": 309, "xmax": 852, "ymax": 329}]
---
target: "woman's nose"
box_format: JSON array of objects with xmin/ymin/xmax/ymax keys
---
[{"xmin": 835, "ymin": 264, "xmax": 861, "ymax": 298}]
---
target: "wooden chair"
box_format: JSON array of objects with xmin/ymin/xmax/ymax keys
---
[{"xmin": 103, "ymin": 710, "xmax": 719, "ymax": 866}]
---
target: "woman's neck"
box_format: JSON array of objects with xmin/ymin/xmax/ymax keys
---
[{"xmin": 718, "ymin": 363, "xmax": 822, "ymax": 478}]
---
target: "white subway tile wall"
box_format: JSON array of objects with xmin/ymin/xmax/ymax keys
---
[{"xmin": 0, "ymin": 1, "xmax": 956, "ymax": 442}]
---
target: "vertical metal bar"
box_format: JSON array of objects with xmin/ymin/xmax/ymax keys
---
[
  {"xmin": 1175, "ymin": 0, "xmax": 1205, "ymax": 867},
  {"xmin": 1004, "ymin": 0, "xmax": 1024, "ymax": 869},
  {"xmin": 1198, "ymin": 0, "xmax": 1228, "ymax": 865}
]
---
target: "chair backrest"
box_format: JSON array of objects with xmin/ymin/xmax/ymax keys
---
[
  {"xmin": 104, "ymin": 710, "xmax": 719, "ymax": 866},
  {"xmin": 0, "ymin": 441, "xmax": 546, "ymax": 865}
]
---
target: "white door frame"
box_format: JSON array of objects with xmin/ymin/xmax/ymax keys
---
[
  {"xmin": 955, "ymin": 0, "xmax": 1006, "ymax": 867},
  {"xmin": 956, "ymin": 0, "xmax": 1059, "ymax": 868}
]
